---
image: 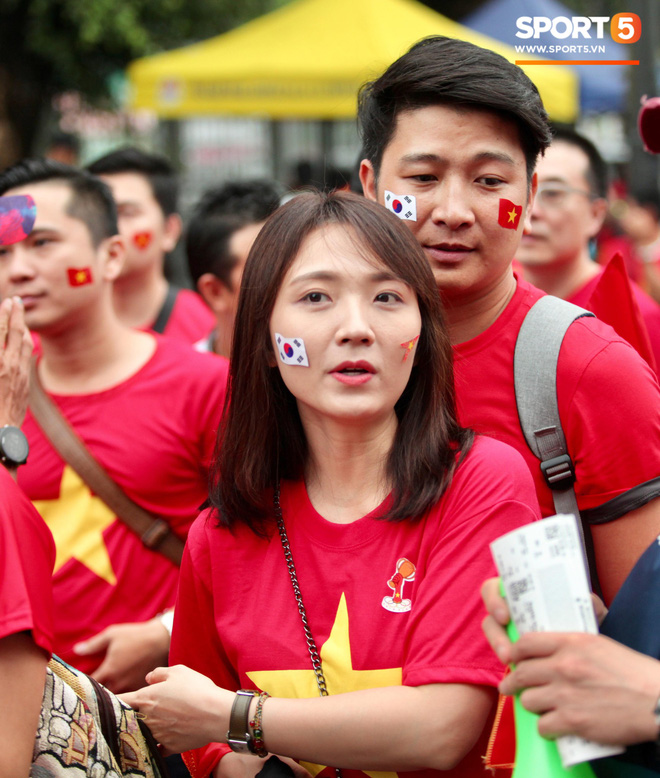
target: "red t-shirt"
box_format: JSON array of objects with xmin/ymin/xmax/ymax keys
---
[
  {"xmin": 568, "ymin": 269, "xmax": 660, "ymax": 372},
  {"xmin": 170, "ymin": 435, "xmax": 540, "ymax": 778},
  {"xmin": 19, "ymin": 337, "xmax": 229, "ymax": 672},
  {"xmin": 453, "ymin": 276, "xmax": 660, "ymax": 519},
  {"xmin": 0, "ymin": 467, "xmax": 55, "ymax": 655},
  {"xmin": 147, "ymin": 288, "xmax": 216, "ymax": 345}
]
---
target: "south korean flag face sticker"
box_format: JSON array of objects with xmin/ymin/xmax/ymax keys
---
[
  {"xmin": 384, "ymin": 191, "xmax": 417, "ymax": 222},
  {"xmin": 275, "ymin": 334, "xmax": 309, "ymax": 366}
]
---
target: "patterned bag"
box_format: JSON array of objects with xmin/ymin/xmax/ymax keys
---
[{"xmin": 31, "ymin": 656, "xmax": 168, "ymax": 777}]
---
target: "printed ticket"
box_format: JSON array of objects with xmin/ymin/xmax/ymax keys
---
[{"xmin": 491, "ymin": 514, "xmax": 624, "ymax": 767}]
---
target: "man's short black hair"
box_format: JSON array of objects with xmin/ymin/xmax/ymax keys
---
[
  {"xmin": 0, "ymin": 158, "xmax": 118, "ymax": 246},
  {"xmin": 87, "ymin": 146, "xmax": 178, "ymax": 218},
  {"xmin": 186, "ymin": 180, "xmax": 281, "ymax": 287},
  {"xmin": 358, "ymin": 35, "xmax": 552, "ymax": 185},
  {"xmin": 551, "ymin": 127, "xmax": 609, "ymax": 199},
  {"xmin": 630, "ymin": 186, "xmax": 660, "ymax": 215}
]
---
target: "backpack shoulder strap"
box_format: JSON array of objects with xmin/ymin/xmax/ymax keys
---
[
  {"xmin": 151, "ymin": 283, "xmax": 179, "ymax": 334},
  {"xmin": 514, "ymin": 295, "xmax": 594, "ymax": 521}
]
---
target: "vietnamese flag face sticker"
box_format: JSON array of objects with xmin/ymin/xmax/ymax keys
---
[
  {"xmin": 67, "ymin": 267, "xmax": 93, "ymax": 287},
  {"xmin": 498, "ymin": 199, "xmax": 522, "ymax": 230},
  {"xmin": 0, "ymin": 194, "xmax": 36, "ymax": 246},
  {"xmin": 133, "ymin": 231, "xmax": 153, "ymax": 250},
  {"xmin": 400, "ymin": 334, "xmax": 420, "ymax": 363}
]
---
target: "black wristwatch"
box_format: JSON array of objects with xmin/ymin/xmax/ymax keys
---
[{"xmin": 0, "ymin": 425, "xmax": 29, "ymax": 467}]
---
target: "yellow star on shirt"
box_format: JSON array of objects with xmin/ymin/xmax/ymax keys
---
[
  {"xmin": 248, "ymin": 593, "xmax": 401, "ymax": 778},
  {"xmin": 32, "ymin": 465, "xmax": 117, "ymax": 585},
  {"xmin": 507, "ymin": 207, "xmax": 518, "ymax": 223}
]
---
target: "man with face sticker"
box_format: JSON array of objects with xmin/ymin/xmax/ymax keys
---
[
  {"xmin": 0, "ymin": 159, "xmax": 228, "ymax": 695},
  {"xmin": 515, "ymin": 128, "xmax": 660, "ymax": 370},
  {"xmin": 358, "ymin": 36, "xmax": 660, "ymax": 609},
  {"xmin": 87, "ymin": 147, "xmax": 215, "ymax": 344}
]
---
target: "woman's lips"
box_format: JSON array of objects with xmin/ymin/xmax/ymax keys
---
[
  {"xmin": 331, "ymin": 370, "xmax": 374, "ymax": 386},
  {"xmin": 330, "ymin": 361, "xmax": 376, "ymax": 386}
]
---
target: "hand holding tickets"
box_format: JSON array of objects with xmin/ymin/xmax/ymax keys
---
[{"xmin": 490, "ymin": 514, "xmax": 625, "ymax": 771}]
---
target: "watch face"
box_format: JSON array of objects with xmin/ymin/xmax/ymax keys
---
[{"xmin": 0, "ymin": 427, "xmax": 29, "ymax": 465}]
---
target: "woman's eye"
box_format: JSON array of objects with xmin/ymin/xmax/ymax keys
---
[
  {"xmin": 302, "ymin": 291, "xmax": 328, "ymax": 303},
  {"xmin": 375, "ymin": 292, "xmax": 401, "ymax": 304}
]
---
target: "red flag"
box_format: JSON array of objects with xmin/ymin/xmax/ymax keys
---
[
  {"xmin": 485, "ymin": 693, "xmax": 515, "ymax": 773},
  {"xmin": 498, "ymin": 199, "xmax": 522, "ymax": 230},
  {"xmin": 638, "ymin": 95, "xmax": 660, "ymax": 154},
  {"xmin": 584, "ymin": 253, "xmax": 656, "ymax": 373},
  {"xmin": 67, "ymin": 267, "xmax": 93, "ymax": 287}
]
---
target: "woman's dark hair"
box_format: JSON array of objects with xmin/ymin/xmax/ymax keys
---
[{"xmin": 211, "ymin": 190, "xmax": 473, "ymax": 532}]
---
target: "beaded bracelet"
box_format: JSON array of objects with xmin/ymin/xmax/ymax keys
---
[{"xmin": 249, "ymin": 691, "xmax": 271, "ymax": 758}]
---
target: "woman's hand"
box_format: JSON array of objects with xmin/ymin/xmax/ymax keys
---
[{"xmin": 120, "ymin": 664, "xmax": 234, "ymax": 754}]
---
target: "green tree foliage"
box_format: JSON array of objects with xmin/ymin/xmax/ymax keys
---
[{"xmin": 0, "ymin": 0, "xmax": 280, "ymax": 164}]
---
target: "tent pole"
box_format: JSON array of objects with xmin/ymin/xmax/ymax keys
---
[
  {"xmin": 320, "ymin": 119, "xmax": 333, "ymax": 188},
  {"xmin": 270, "ymin": 119, "xmax": 284, "ymax": 184},
  {"xmin": 159, "ymin": 119, "xmax": 181, "ymax": 171}
]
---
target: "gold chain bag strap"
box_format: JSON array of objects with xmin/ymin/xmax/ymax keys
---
[
  {"xmin": 273, "ymin": 483, "xmax": 342, "ymax": 778},
  {"xmin": 28, "ymin": 358, "xmax": 184, "ymax": 566}
]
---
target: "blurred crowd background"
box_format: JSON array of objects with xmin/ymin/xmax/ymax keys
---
[{"xmin": 1, "ymin": 0, "xmax": 657, "ymax": 286}]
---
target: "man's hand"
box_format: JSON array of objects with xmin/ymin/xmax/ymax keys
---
[
  {"xmin": 480, "ymin": 578, "xmax": 514, "ymax": 664},
  {"xmin": 74, "ymin": 617, "xmax": 170, "ymax": 693},
  {"xmin": 481, "ymin": 577, "xmax": 608, "ymax": 665},
  {"xmin": 0, "ymin": 297, "xmax": 32, "ymax": 428},
  {"xmin": 500, "ymin": 632, "xmax": 660, "ymax": 746}
]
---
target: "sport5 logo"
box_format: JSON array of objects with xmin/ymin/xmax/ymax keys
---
[{"xmin": 516, "ymin": 14, "xmax": 641, "ymax": 44}]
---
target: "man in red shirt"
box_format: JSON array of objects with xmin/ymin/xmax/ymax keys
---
[
  {"xmin": 87, "ymin": 147, "xmax": 215, "ymax": 343},
  {"xmin": 514, "ymin": 127, "xmax": 660, "ymax": 370},
  {"xmin": 358, "ymin": 36, "xmax": 660, "ymax": 606},
  {"xmin": 0, "ymin": 159, "xmax": 228, "ymax": 693}
]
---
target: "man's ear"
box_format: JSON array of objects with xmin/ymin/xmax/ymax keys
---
[
  {"xmin": 589, "ymin": 197, "xmax": 609, "ymax": 239},
  {"xmin": 162, "ymin": 213, "xmax": 182, "ymax": 253},
  {"xmin": 197, "ymin": 273, "xmax": 231, "ymax": 315},
  {"xmin": 522, "ymin": 172, "xmax": 538, "ymax": 235},
  {"xmin": 359, "ymin": 160, "xmax": 378, "ymax": 203},
  {"xmin": 101, "ymin": 235, "xmax": 125, "ymax": 281}
]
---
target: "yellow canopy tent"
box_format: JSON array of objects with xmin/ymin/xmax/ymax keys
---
[{"xmin": 128, "ymin": 0, "xmax": 578, "ymax": 123}]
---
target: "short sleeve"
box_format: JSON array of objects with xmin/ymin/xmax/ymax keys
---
[{"xmin": 402, "ymin": 437, "xmax": 540, "ymax": 688}]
